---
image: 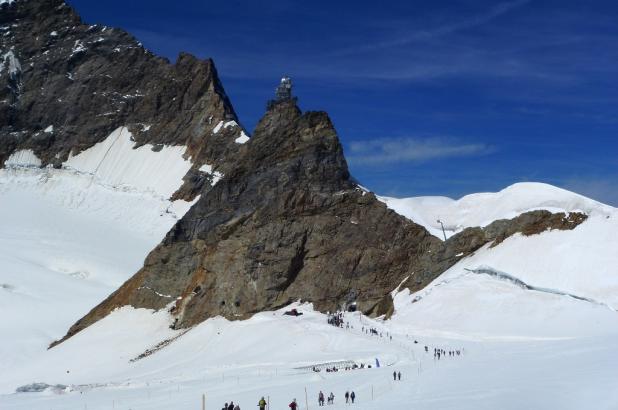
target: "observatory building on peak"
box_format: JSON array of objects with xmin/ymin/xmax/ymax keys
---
[{"xmin": 267, "ymin": 76, "xmax": 297, "ymax": 109}]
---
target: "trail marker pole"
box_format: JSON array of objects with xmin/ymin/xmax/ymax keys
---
[
  {"xmin": 202, "ymin": 393, "xmax": 206, "ymax": 410},
  {"xmin": 371, "ymin": 385, "xmax": 374, "ymax": 401},
  {"xmin": 268, "ymin": 395, "xmax": 270, "ymax": 410},
  {"xmin": 305, "ymin": 386, "xmax": 309, "ymax": 410}
]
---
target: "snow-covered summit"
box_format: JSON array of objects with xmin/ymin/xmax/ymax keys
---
[{"xmin": 379, "ymin": 182, "xmax": 613, "ymax": 239}]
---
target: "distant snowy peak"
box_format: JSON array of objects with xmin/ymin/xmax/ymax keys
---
[{"xmin": 379, "ymin": 182, "xmax": 614, "ymax": 239}]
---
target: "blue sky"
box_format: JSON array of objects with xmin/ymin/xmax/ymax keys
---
[{"xmin": 70, "ymin": 0, "xmax": 618, "ymax": 205}]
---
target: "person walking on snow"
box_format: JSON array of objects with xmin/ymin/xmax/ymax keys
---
[
  {"xmin": 319, "ymin": 391, "xmax": 325, "ymax": 406},
  {"xmin": 258, "ymin": 397, "xmax": 266, "ymax": 410},
  {"xmin": 228, "ymin": 401, "xmax": 235, "ymax": 410},
  {"xmin": 398, "ymin": 371, "xmax": 401, "ymax": 381},
  {"xmin": 345, "ymin": 391, "xmax": 350, "ymax": 403},
  {"xmin": 328, "ymin": 392, "xmax": 334, "ymax": 404},
  {"xmin": 350, "ymin": 391, "xmax": 356, "ymax": 403},
  {"xmin": 289, "ymin": 398, "xmax": 298, "ymax": 410},
  {"xmin": 234, "ymin": 404, "xmax": 240, "ymax": 410}
]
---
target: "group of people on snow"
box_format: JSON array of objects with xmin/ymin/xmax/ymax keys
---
[
  {"xmin": 431, "ymin": 347, "xmax": 463, "ymax": 360},
  {"xmin": 327, "ymin": 312, "xmax": 346, "ymax": 328},
  {"xmin": 316, "ymin": 390, "xmax": 357, "ymax": 406},
  {"xmin": 317, "ymin": 391, "xmax": 336, "ymax": 406},
  {"xmin": 221, "ymin": 401, "xmax": 240, "ymax": 410},
  {"xmin": 392, "ymin": 371, "xmax": 402, "ymax": 381}
]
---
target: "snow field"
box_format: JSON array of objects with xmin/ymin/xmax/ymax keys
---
[
  {"xmin": 0, "ymin": 164, "xmax": 194, "ymax": 380},
  {"xmin": 1, "ymin": 150, "xmax": 617, "ymax": 410},
  {"xmin": 64, "ymin": 126, "xmax": 193, "ymax": 199},
  {"xmin": 379, "ymin": 182, "xmax": 614, "ymax": 239}
]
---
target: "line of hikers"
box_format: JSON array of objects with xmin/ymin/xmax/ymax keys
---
[
  {"xmin": 327, "ymin": 312, "xmax": 346, "ymax": 328},
  {"xmin": 316, "ymin": 390, "xmax": 356, "ymax": 406},
  {"xmin": 392, "ymin": 371, "xmax": 402, "ymax": 381},
  {"xmin": 252, "ymin": 390, "xmax": 360, "ymax": 410},
  {"xmin": 313, "ymin": 363, "xmax": 370, "ymax": 373},
  {"xmin": 221, "ymin": 401, "xmax": 241, "ymax": 410},
  {"xmin": 429, "ymin": 346, "xmax": 463, "ymax": 360}
]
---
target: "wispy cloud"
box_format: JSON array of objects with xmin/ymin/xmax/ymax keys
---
[
  {"xmin": 332, "ymin": 0, "xmax": 533, "ymax": 56},
  {"xmin": 346, "ymin": 137, "xmax": 494, "ymax": 165}
]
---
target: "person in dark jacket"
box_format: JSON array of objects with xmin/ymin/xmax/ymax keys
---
[
  {"xmin": 227, "ymin": 401, "xmax": 235, "ymax": 410},
  {"xmin": 345, "ymin": 391, "xmax": 350, "ymax": 403},
  {"xmin": 289, "ymin": 398, "xmax": 298, "ymax": 410},
  {"xmin": 319, "ymin": 391, "xmax": 325, "ymax": 406},
  {"xmin": 350, "ymin": 391, "xmax": 356, "ymax": 403},
  {"xmin": 393, "ymin": 371, "xmax": 397, "ymax": 380},
  {"xmin": 258, "ymin": 397, "xmax": 266, "ymax": 410},
  {"xmin": 398, "ymin": 371, "xmax": 401, "ymax": 381}
]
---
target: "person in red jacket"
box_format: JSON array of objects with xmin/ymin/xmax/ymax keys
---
[{"xmin": 289, "ymin": 398, "xmax": 298, "ymax": 410}]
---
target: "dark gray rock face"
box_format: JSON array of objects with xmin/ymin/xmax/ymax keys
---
[
  {"xmin": 54, "ymin": 100, "xmax": 587, "ymax": 346},
  {"xmin": 0, "ymin": 0, "xmax": 244, "ymax": 199}
]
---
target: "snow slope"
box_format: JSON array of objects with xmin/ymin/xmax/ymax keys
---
[
  {"xmin": 64, "ymin": 126, "xmax": 193, "ymax": 199},
  {"xmin": 0, "ymin": 128, "xmax": 201, "ymax": 382},
  {"xmin": 1, "ymin": 175, "xmax": 617, "ymax": 409},
  {"xmin": 379, "ymin": 182, "xmax": 613, "ymax": 239},
  {"xmin": 1, "ymin": 303, "xmax": 616, "ymax": 410}
]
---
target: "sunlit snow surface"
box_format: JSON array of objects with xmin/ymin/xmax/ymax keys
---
[
  {"xmin": 1, "ymin": 153, "xmax": 617, "ymax": 409},
  {"xmin": 379, "ymin": 182, "xmax": 614, "ymax": 239}
]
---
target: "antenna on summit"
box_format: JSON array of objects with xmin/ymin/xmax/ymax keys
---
[{"xmin": 267, "ymin": 76, "xmax": 297, "ymax": 109}]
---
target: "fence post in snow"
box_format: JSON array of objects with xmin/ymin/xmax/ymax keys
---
[
  {"xmin": 305, "ymin": 386, "xmax": 309, "ymax": 410},
  {"xmin": 202, "ymin": 393, "xmax": 205, "ymax": 410}
]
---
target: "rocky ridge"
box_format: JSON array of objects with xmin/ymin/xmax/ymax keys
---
[
  {"xmin": 54, "ymin": 99, "xmax": 587, "ymax": 345},
  {"xmin": 0, "ymin": 0, "xmax": 246, "ymax": 199},
  {"xmin": 0, "ymin": 0, "xmax": 589, "ymax": 348}
]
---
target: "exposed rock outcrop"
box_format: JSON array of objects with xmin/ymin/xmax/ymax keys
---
[
  {"xmin": 53, "ymin": 99, "xmax": 587, "ymax": 345},
  {"xmin": 0, "ymin": 0, "xmax": 245, "ymax": 199}
]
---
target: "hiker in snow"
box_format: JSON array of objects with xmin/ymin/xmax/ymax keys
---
[
  {"xmin": 398, "ymin": 371, "xmax": 401, "ymax": 381},
  {"xmin": 258, "ymin": 397, "xmax": 267, "ymax": 410},
  {"xmin": 234, "ymin": 404, "xmax": 240, "ymax": 410},
  {"xmin": 223, "ymin": 403, "xmax": 228, "ymax": 410},
  {"xmin": 345, "ymin": 391, "xmax": 350, "ymax": 403},
  {"xmin": 289, "ymin": 398, "xmax": 298, "ymax": 410},
  {"xmin": 393, "ymin": 371, "xmax": 397, "ymax": 380},
  {"xmin": 350, "ymin": 391, "xmax": 356, "ymax": 403},
  {"xmin": 228, "ymin": 401, "xmax": 235, "ymax": 410},
  {"xmin": 328, "ymin": 392, "xmax": 334, "ymax": 404},
  {"xmin": 319, "ymin": 391, "xmax": 325, "ymax": 406}
]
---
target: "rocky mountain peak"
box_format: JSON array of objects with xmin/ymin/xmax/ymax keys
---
[
  {"xmin": 3, "ymin": 1, "xmax": 586, "ymax": 348},
  {"xmin": 1, "ymin": 0, "xmax": 245, "ymax": 201},
  {"xmin": 52, "ymin": 82, "xmax": 588, "ymax": 346}
]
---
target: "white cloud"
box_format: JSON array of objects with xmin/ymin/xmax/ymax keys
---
[{"xmin": 347, "ymin": 137, "xmax": 493, "ymax": 165}]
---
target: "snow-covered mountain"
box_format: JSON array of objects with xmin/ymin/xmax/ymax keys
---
[
  {"xmin": 2, "ymin": 160, "xmax": 617, "ymax": 408},
  {"xmin": 379, "ymin": 182, "xmax": 613, "ymax": 239},
  {"xmin": 1, "ymin": 0, "xmax": 617, "ymax": 409}
]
